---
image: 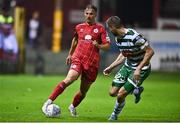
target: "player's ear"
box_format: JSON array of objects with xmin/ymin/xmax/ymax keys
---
[{"xmin": 92, "ymin": 9, "xmax": 97, "ymax": 17}]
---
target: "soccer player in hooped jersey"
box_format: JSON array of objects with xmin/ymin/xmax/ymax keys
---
[
  {"xmin": 42, "ymin": 4, "xmax": 110, "ymax": 117},
  {"xmin": 104, "ymin": 16, "xmax": 154, "ymax": 121}
]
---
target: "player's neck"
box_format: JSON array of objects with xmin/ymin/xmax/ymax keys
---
[{"xmin": 86, "ymin": 21, "xmax": 96, "ymax": 25}]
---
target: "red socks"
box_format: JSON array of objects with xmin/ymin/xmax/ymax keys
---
[
  {"xmin": 49, "ymin": 81, "xmax": 85, "ymax": 108},
  {"xmin": 49, "ymin": 81, "xmax": 66, "ymax": 101},
  {"xmin": 72, "ymin": 92, "xmax": 85, "ymax": 107}
]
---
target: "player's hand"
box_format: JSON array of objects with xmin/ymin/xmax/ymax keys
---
[
  {"xmin": 92, "ymin": 40, "xmax": 99, "ymax": 48},
  {"xmin": 133, "ymin": 69, "xmax": 141, "ymax": 84},
  {"xmin": 66, "ymin": 55, "xmax": 72, "ymax": 65},
  {"xmin": 103, "ymin": 66, "xmax": 112, "ymax": 76}
]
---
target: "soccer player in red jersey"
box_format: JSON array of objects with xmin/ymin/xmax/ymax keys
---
[{"xmin": 42, "ymin": 4, "xmax": 110, "ymax": 117}]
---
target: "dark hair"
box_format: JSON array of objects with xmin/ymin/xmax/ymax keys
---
[
  {"xmin": 85, "ymin": 4, "xmax": 97, "ymax": 13},
  {"xmin": 106, "ymin": 16, "xmax": 123, "ymax": 28}
]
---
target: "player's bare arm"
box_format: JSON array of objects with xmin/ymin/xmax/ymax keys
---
[
  {"xmin": 134, "ymin": 45, "xmax": 154, "ymax": 83},
  {"xmin": 66, "ymin": 36, "xmax": 78, "ymax": 65},
  {"xmin": 103, "ymin": 53, "xmax": 125, "ymax": 75},
  {"xmin": 93, "ymin": 40, "xmax": 110, "ymax": 51}
]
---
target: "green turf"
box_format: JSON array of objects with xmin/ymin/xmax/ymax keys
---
[{"xmin": 0, "ymin": 72, "xmax": 180, "ymax": 122}]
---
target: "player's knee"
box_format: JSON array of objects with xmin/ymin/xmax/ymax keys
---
[
  {"xmin": 109, "ymin": 91, "xmax": 117, "ymax": 97},
  {"xmin": 64, "ymin": 77, "xmax": 77, "ymax": 85},
  {"xmin": 117, "ymin": 90, "xmax": 127, "ymax": 99}
]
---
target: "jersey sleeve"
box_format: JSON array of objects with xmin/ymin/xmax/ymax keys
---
[
  {"xmin": 101, "ymin": 26, "xmax": 110, "ymax": 44},
  {"xmin": 134, "ymin": 35, "xmax": 149, "ymax": 50},
  {"xmin": 73, "ymin": 25, "xmax": 78, "ymax": 38}
]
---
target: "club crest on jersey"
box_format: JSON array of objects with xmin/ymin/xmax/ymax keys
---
[
  {"xmin": 93, "ymin": 28, "xmax": 98, "ymax": 33},
  {"xmin": 85, "ymin": 35, "xmax": 92, "ymax": 40}
]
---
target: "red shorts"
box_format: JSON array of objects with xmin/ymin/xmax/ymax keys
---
[{"xmin": 70, "ymin": 59, "xmax": 98, "ymax": 83}]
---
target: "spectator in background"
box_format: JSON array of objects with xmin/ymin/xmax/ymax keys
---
[
  {"xmin": 27, "ymin": 11, "xmax": 42, "ymax": 49},
  {"xmin": 0, "ymin": 9, "xmax": 18, "ymax": 73}
]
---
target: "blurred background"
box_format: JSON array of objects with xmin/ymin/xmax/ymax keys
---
[{"xmin": 0, "ymin": 0, "xmax": 180, "ymax": 75}]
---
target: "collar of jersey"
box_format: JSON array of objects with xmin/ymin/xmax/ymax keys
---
[{"xmin": 85, "ymin": 22, "xmax": 96, "ymax": 26}]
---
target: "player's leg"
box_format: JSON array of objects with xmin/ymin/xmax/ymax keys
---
[
  {"xmin": 109, "ymin": 86, "xmax": 120, "ymax": 97},
  {"xmin": 68, "ymin": 78, "xmax": 93, "ymax": 117},
  {"xmin": 42, "ymin": 69, "xmax": 80, "ymax": 115},
  {"xmin": 108, "ymin": 65, "xmax": 128, "ymax": 120},
  {"xmin": 108, "ymin": 87, "xmax": 127, "ymax": 121},
  {"xmin": 131, "ymin": 67, "xmax": 151, "ymax": 103},
  {"xmin": 68, "ymin": 67, "xmax": 97, "ymax": 117},
  {"xmin": 49, "ymin": 69, "xmax": 80, "ymax": 100},
  {"xmin": 109, "ymin": 79, "xmax": 138, "ymax": 121}
]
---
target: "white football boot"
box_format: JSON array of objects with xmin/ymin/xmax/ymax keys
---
[
  {"xmin": 68, "ymin": 104, "xmax": 78, "ymax": 117},
  {"xmin": 42, "ymin": 99, "xmax": 52, "ymax": 116}
]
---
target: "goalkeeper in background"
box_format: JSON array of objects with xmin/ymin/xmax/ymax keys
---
[{"xmin": 104, "ymin": 16, "xmax": 154, "ymax": 121}]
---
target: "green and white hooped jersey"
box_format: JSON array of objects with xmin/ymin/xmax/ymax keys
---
[{"xmin": 115, "ymin": 28, "xmax": 150, "ymax": 70}]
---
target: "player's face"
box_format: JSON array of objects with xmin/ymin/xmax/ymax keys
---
[
  {"xmin": 84, "ymin": 8, "xmax": 96, "ymax": 24},
  {"xmin": 108, "ymin": 25, "xmax": 119, "ymax": 36}
]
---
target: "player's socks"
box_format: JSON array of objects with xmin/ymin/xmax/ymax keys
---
[
  {"xmin": 72, "ymin": 92, "xmax": 85, "ymax": 107},
  {"xmin": 46, "ymin": 99, "xmax": 53, "ymax": 104},
  {"xmin": 108, "ymin": 100, "xmax": 125, "ymax": 121},
  {"xmin": 113, "ymin": 100, "xmax": 125, "ymax": 115},
  {"xmin": 49, "ymin": 81, "xmax": 66, "ymax": 101},
  {"xmin": 68, "ymin": 92, "xmax": 84, "ymax": 117}
]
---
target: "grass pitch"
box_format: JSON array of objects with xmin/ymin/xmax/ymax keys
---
[{"xmin": 0, "ymin": 72, "xmax": 180, "ymax": 122}]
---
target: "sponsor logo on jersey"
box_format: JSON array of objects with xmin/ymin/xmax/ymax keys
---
[{"xmin": 85, "ymin": 35, "xmax": 92, "ymax": 40}]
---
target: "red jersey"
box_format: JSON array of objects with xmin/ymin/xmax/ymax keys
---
[{"xmin": 72, "ymin": 22, "xmax": 110, "ymax": 68}]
